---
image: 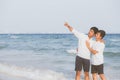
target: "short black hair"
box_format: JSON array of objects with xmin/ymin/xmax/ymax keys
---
[
  {"xmin": 90, "ymin": 27, "xmax": 98, "ymax": 34},
  {"xmin": 98, "ymin": 30, "xmax": 106, "ymax": 39}
]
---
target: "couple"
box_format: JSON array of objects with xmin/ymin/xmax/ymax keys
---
[{"xmin": 64, "ymin": 22, "xmax": 106, "ymax": 80}]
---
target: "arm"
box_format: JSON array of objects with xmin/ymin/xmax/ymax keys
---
[
  {"xmin": 64, "ymin": 22, "xmax": 73, "ymax": 32},
  {"xmin": 64, "ymin": 22, "xmax": 83, "ymax": 39},
  {"xmin": 86, "ymin": 41, "xmax": 98, "ymax": 54}
]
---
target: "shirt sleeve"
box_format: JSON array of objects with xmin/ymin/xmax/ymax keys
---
[{"xmin": 72, "ymin": 29, "xmax": 85, "ymax": 39}]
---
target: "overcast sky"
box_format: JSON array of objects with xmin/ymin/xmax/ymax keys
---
[{"xmin": 0, "ymin": 0, "xmax": 120, "ymax": 34}]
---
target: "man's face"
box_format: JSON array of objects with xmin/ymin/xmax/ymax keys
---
[{"xmin": 88, "ymin": 29, "xmax": 95, "ymax": 37}]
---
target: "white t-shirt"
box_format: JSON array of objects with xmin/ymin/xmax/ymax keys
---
[
  {"xmin": 91, "ymin": 41, "xmax": 105, "ymax": 65},
  {"xmin": 72, "ymin": 29, "xmax": 93, "ymax": 60}
]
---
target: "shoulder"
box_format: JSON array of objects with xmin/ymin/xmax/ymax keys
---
[
  {"xmin": 100, "ymin": 40, "xmax": 105, "ymax": 46},
  {"xmin": 89, "ymin": 39, "xmax": 96, "ymax": 44},
  {"xmin": 73, "ymin": 29, "xmax": 86, "ymax": 37},
  {"xmin": 98, "ymin": 41, "xmax": 105, "ymax": 48},
  {"xmin": 100, "ymin": 40, "xmax": 105, "ymax": 44}
]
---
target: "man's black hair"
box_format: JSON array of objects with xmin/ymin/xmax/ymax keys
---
[{"xmin": 90, "ymin": 27, "xmax": 98, "ymax": 34}]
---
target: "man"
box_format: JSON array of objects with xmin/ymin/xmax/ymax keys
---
[
  {"xmin": 86, "ymin": 30, "xmax": 106, "ymax": 80},
  {"xmin": 64, "ymin": 22, "xmax": 98, "ymax": 80}
]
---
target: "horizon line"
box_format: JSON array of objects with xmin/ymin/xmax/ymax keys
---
[{"xmin": 0, "ymin": 32, "xmax": 120, "ymax": 34}]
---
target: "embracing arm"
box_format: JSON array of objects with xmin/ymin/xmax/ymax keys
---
[{"xmin": 86, "ymin": 41, "xmax": 98, "ymax": 54}]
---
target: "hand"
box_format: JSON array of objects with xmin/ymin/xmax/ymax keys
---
[
  {"xmin": 76, "ymin": 48, "xmax": 78, "ymax": 52},
  {"xmin": 64, "ymin": 22, "xmax": 69, "ymax": 27},
  {"xmin": 64, "ymin": 22, "xmax": 73, "ymax": 32}
]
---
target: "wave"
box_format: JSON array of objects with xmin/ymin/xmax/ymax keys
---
[
  {"xmin": 104, "ymin": 52, "xmax": 120, "ymax": 57},
  {"xmin": 0, "ymin": 63, "xmax": 67, "ymax": 80},
  {"xmin": 0, "ymin": 42, "xmax": 8, "ymax": 49},
  {"xmin": 66, "ymin": 49, "xmax": 77, "ymax": 54},
  {"xmin": 66, "ymin": 49, "xmax": 120, "ymax": 57},
  {"xmin": 109, "ymin": 39, "xmax": 120, "ymax": 42},
  {"xmin": 10, "ymin": 35, "xmax": 19, "ymax": 39},
  {"xmin": 66, "ymin": 49, "xmax": 120, "ymax": 56}
]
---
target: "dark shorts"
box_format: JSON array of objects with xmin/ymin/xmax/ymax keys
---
[
  {"xmin": 91, "ymin": 64, "xmax": 104, "ymax": 74},
  {"xmin": 75, "ymin": 56, "xmax": 90, "ymax": 72}
]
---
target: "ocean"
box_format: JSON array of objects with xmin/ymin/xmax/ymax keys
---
[{"xmin": 0, "ymin": 34, "xmax": 120, "ymax": 80}]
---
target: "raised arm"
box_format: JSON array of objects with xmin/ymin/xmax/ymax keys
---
[
  {"xmin": 86, "ymin": 41, "xmax": 98, "ymax": 54},
  {"xmin": 64, "ymin": 22, "xmax": 83, "ymax": 39},
  {"xmin": 64, "ymin": 22, "xmax": 73, "ymax": 32}
]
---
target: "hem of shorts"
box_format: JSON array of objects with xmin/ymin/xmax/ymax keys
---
[
  {"xmin": 91, "ymin": 63, "xmax": 104, "ymax": 66},
  {"xmin": 91, "ymin": 72, "xmax": 104, "ymax": 74}
]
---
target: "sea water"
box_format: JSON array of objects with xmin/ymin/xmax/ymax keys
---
[{"xmin": 0, "ymin": 34, "xmax": 119, "ymax": 80}]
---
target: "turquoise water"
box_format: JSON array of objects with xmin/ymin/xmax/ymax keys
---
[{"xmin": 0, "ymin": 34, "xmax": 120, "ymax": 80}]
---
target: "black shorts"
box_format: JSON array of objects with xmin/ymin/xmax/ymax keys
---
[
  {"xmin": 91, "ymin": 64, "xmax": 104, "ymax": 74},
  {"xmin": 75, "ymin": 56, "xmax": 90, "ymax": 72}
]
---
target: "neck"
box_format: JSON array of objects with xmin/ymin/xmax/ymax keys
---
[
  {"xmin": 96, "ymin": 39, "xmax": 101, "ymax": 41},
  {"xmin": 88, "ymin": 36, "xmax": 92, "ymax": 39}
]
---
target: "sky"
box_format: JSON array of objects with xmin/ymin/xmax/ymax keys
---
[{"xmin": 0, "ymin": 0, "xmax": 120, "ymax": 34}]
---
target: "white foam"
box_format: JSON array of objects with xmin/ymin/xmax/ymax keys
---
[
  {"xmin": 0, "ymin": 42, "xmax": 7, "ymax": 48},
  {"xmin": 66, "ymin": 49, "xmax": 77, "ymax": 54},
  {"xmin": 10, "ymin": 35, "xmax": 19, "ymax": 39},
  {"xmin": 0, "ymin": 63, "xmax": 67, "ymax": 80},
  {"xmin": 110, "ymin": 39, "xmax": 120, "ymax": 42}
]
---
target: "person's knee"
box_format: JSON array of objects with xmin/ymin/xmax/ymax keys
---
[
  {"xmin": 84, "ymin": 72, "xmax": 89, "ymax": 77},
  {"xmin": 99, "ymin": 74, "xmax": 106, "ymax": 80},
  {"xmin": 76, "ymin": 71, "xmax": 81, "ymax": 76},
  {"xmin": 93, "ymin": 75, "xmax": 97, "ymax": 79}
]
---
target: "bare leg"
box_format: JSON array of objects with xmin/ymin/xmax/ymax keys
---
[
  {"xmin": 75, "ymin": 71, "xmax": 81, "ymax": 80},
  {"xmin": 84, "ymin": 72, "xmax": 90, "ymax": 80},
  {"xmin": 92, "ymin": 73, "xmax": 97, "ymax": 80},
  {"xmin": 99, "ymin": 74, "xmax": 106, "ymax": 80}
]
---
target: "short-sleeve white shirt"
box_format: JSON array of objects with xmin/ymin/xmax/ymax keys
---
[{"xmin": 91, "ymin": 41, "xmax": 105, "ymax": 65}]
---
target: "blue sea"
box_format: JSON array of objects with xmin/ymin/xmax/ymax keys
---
[{"xmin": 0, "ymin": 34, "xmax": 120, "ymax": 80}]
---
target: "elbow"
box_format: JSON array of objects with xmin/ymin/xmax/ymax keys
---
[{"xmin": 68, "ymin": 27, "xmax": 73, "ymax": 32}]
